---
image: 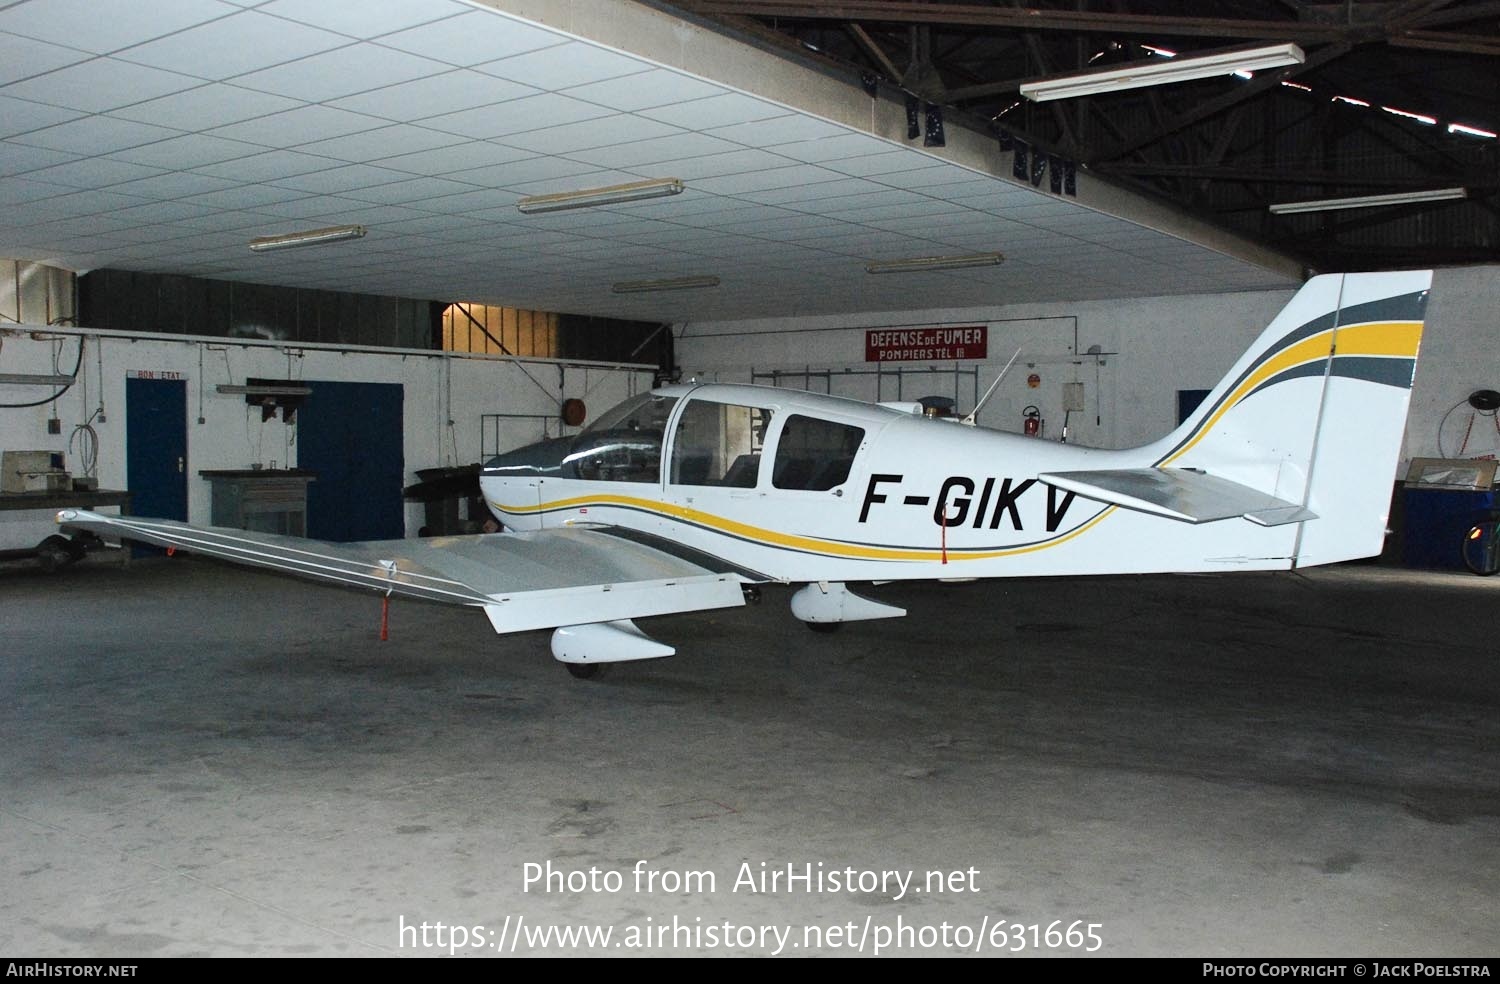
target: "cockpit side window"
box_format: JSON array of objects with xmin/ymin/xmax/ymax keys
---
[
  {"xmin": 563, "ymin": 393, "xmax": 676, "ymax": 483},
  {"xmin": 669, "ymin": 399, "xmax": 772, "ymax": 487},
  {"xmin": 772, "ymin": 415, "xmax": 864, "ymax": 491}
]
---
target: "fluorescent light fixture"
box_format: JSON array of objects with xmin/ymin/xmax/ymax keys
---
[
  {"xmin": 517, "ymin": 178, "xmax": 684, "ymax": 215},
  {"xmin": 1268, "ymin": 187, "xmax": 1467, "ymax": 215},
  {"xmin": 1020, "ymin": 42, "xmax": 1304, "ymax": 101},
  {"xmin": 248, "ymin": 225, "xmax": 366, "ymax": 252},
  {"xmin": 0, "ymin": 372, "xmax": 74, "ymax": 386},
  {"xmin": 1449, "ymin": 122, "xmax": 1497, "ymax": 139},
  {"xmin": 1382, "ymin": 105, "xmax": 1436, "ymax": 125},
  {"xmin": 866, "ymin": 252, "xmax": 1005, "ymax": 274},
  {"xmin": 216, "ymin": 384, "xmax": 314, "ymax": 396},
  {"xmin": 1332, "ymin": 95, "xmax": 1370, "ymax": 107},
  {"xmin": 611, "ymin": 275, "xmax": 720, "ymax": 294},
  {"xmin": 1280, "ymin": 81, "xmax": 1313, "ymax": 92}
]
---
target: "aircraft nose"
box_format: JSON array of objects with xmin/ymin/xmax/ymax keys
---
[{"xmin": 482, "ymin": 435, "xmax": 574, "ymax": 476}]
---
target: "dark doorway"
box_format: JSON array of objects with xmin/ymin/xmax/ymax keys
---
[
  {"xmin": 125, "ymin": 376, "xmax": 188, "ymax": 522},
  {"xmin": 297, "ymin": 381, "xmax": 404, "ymax": 542},
  {"xmin": 1178, "ymin": 388, "xmax": 1211, "ymax": 426}
]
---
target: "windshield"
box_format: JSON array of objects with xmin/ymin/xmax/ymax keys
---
[
  {"xmin": 563, "ymin": 392, "xmax": 677, "ymax": 483},
  {"xmin": 579, "ymin": 391, "xmax": 677, "ymax": 437}
]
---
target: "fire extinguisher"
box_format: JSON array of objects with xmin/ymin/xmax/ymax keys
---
[{"xmin": 1022, "ymin": 405, "xmax": 1042, "ymax": 438}]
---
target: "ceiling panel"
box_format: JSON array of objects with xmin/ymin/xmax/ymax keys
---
[
  {"xmin": 205, "ymin": 105, "xmax": 386, "ymax": 147},
  {"xmin": 500, "ymin": 115, "xmax": 683, "ymax": 155},
  {"xmin": 4, "ymin": 58, "xmax": 202, "ymax": 113},
  {"xmin": 0, "ymin": 32, "xmax": 88, "ymax": 85},
  {"xmin": 11, "ymin": 116, "xmax": 182, "ymax": 154},
  {"xmin": 328, "ymin": 69, "xmax": 528, "ymax": 121},
  {"xmin": 0, "ymin": 0, "xmax": 235, "ymax": 55},
  {"xmin": 0, "ymin": 0, "xmax": 1297, "ymax": 323},
  {"xmin": 477, "ymin": 42, "xmax": 648, "ymax": 89},
  {"xmin": 256, "ymin": 0, "xmax": 464, "ymax": 38},
  {"xmin": 112, "ymin": 10, "xmax": 350, "ymax": 79},
  {"xmin": 111, "ymin": 85, "xmax": 302, "ymax": 131},
  {"xmin": 375, "ymin": 9, "xmax": 564, "ymax": 66}
]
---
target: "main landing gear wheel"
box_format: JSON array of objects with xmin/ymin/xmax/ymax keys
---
[
  {"xmin": 805, "ymin": 621, "xmax": 842, "ymax": 634},
  {"xmin": 36, "ymin": 534, "xmax": 85, "ymax": 573},
  {"xmin": 565, "ymin": 663, "xmax": 603, "ymax": 680}
]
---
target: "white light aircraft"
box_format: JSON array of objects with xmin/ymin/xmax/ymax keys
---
[{"xmin": 60, "ymin": 271, "xmax": 1429, "ymax": 677}]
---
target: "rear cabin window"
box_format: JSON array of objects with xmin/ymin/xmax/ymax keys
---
[
  {"xmin": 670, "ymin": 400, "xmax": 772, "ymax": 487},
  {"xmin": 773, "ymin": 415, "xmax": 864, "ymax": 491}
]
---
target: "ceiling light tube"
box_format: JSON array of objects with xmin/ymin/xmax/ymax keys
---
[
  {"xmin": 1382, "ymin": 106, "xmax": 1436, "ymax": 125},
  {"xmin": 1448, "ymin": 123, "xmax": 1497, "ymax": 139},
  {"xmin": 866, "ymin": 252, "xmax": 1004, "ymax": 274},
  {"xmin": 216, "ymin": 384, "xmax": 314, "ymax": 396},
  {"xmin": 1268, "ymin": 187, "xmax": 1467, "ymax": 215},
  {"xmin": 611, "ymin": 275, "xmax": 720, "ymax": 294},
  {"xmin": 0, "ymin": 373, "xmax": 75, "ymax": 386},
  {"xmin": 248, "ymin": 225, "xmax": 366, "ymax": 252},
  {"xmin": 518, "ymin": 178, "xmax": 684, "ymax": 215},
  {"xmin": 1020, "ymin": 42, "xmax": 1305, "ymax": 102}
]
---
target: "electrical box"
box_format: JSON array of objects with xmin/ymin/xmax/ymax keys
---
[{"xmin": 3, "ymin": 451, "xmax": 68, "ymax": 494}]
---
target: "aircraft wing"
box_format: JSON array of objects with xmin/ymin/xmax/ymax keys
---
[
  {"xmin": 55, "ymin": 509, "xmax": 746, "ymax": 634},
  {"xmin": 1037, "ymin": 468, "xmax": 1317, "ymax": 527}
]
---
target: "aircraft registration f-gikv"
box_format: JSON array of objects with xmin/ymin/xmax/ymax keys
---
[{"xmin": 61, "ymin": 271, "xmax": 1429, "ymax": 677}]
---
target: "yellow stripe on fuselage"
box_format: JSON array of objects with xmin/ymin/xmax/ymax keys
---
[{"xmin": 489, "ymin": 493, "xmax": 1115, "ymax": 563}]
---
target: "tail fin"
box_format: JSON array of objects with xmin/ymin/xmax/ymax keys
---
[{"xmin": 1151, "ymin": 270, "xmax": 1429, "ymax": 564}]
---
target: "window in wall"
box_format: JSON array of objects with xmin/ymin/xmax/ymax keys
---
[
  {"xmin": 773, "ymin": 415, "xmax": 864, "ymax": 491},
  {"xmin": 669, "ymin": 399, "xmax": 771, "ymax": 487},
  {"xmin": 442, "ymin": 303, "xmax": 557, "ymax": 357}
]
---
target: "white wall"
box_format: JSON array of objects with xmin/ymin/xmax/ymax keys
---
[
  {"xmin": 678, "ymin": 264, "xmax": 1499, "ymax": 464},
  {"xmin": 0, "ymin": 326, "xmax": 652, "ymax": 548}
]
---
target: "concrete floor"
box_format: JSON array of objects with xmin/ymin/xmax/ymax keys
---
[{"xmin": 2, "ymin": 554, "xmax": 1497, "ymax": 957}]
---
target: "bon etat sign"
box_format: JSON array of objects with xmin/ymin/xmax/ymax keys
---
[{"xmin": 864, "ymin": 326, "xmax": 988, "ymax": 362}]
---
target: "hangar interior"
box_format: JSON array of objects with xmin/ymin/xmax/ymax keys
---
[{"xmin": 1, "ymin": 0, "xmax": 1497, "ymax": 958}]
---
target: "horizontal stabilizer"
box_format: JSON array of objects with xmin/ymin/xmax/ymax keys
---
[{"xmin": 1038, "ymin": 468, "xmax": 1317, "ymax": 526}]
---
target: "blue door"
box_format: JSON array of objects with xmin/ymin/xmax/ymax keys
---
[
  {"xmin": 297, "ymin": 381, "xmax": 404, "ymax": 542},
  {"xmin": 126, "ymin": 377, "xmax": 188, "ymax": 554}
]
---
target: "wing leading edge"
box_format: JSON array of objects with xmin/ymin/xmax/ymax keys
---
[{"xmin": 56, "ymin": 510, "xmax": 746, "ymax": 638}]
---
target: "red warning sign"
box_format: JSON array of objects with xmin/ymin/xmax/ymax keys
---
[{"xmin": 864, "ymin": 326, "xmax": 987, "ymax": 362}]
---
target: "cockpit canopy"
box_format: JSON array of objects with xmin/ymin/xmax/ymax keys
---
[
  {"xmin": 484, "ymin": 388, "xmax": 867, "ymax": 492},
  {"xmin": 563, "ymin": 392, "xmax": 677, "ymax": 483}
]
